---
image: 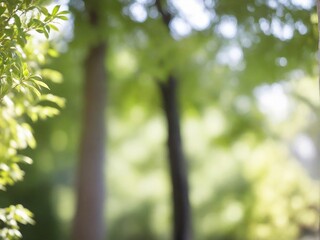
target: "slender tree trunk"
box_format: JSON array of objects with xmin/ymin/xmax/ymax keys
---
[
  {"xmin": 154, "ymin": 1, "xmax": 192, "ymax": 239},
  {"xmin": 71, "ymin": 43, "xmax": 107, "ymax": 240},
  {"xmin": 71, "ymin": 5, "xmax": 107, "ymax": 238},
  {"xmin": 317, "ymin": 0, "xmax": 320, "ymax": 96},
  {"xmin": 159, "ymin": 76, "xmax": 192, "ymax": 240},
  {"xmin": 317, "ymin": 1, "xmax": 320, "ymax": 236}
]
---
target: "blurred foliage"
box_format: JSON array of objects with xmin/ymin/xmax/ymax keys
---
[
  {"xmin": 0, "ymin": 0, "xmax": 67, "ymax": 239},
  {"xmin": 2, "ymin": 0, "xmax": 320, "ymax": 240}
]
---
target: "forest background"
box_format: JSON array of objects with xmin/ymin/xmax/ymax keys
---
[{"xmin": 1, "ymin": 0, "xmax": 319, "ymax": 240}]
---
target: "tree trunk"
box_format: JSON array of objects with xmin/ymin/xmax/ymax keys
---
[
  {"xmin": 71, "ymin": 2, "xmax": 107, "ymax": 239},
  {"xmin": 159, "ymin": 76, "xmax": 192, "ymax": 240},
  {"xmin": 71, "ymin": 43, "xmax": 107, "ymax": 240},
  {"xmin": 317, "ymin": 0, "xmax": 320, "ymax": 235},
  {"xmin": 154, "ymin": 1, "xmax": 192, "ymax": 239},
  {"xmin": 317, "ymin": 0, "xmax": 320, "ymax": 94}
]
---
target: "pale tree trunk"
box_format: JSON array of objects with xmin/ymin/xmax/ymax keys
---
[
  {"xmin": 71, "ymin": 7, "xmax": 107, "ymax": 240},
  {"xmin": 317, "ymin": 1, "xmax": 320, "ymax": 236},
  {"xmin": 317, "ymin": 0, "xmax": 320, "ymax": 95},
  {"xmin": 159, "ymin": 76, "xmax": 192, "ymax": 240}
]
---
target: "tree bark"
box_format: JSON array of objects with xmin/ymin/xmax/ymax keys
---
[
  {"xmin": 317, "ymin": 0, "xmax": 320, "ymax": 96},
  {"xmin": 71, "ymin": 4, "xmax": 107, "ymax": 237},
  {"xmin": 159, "ymin": 76, "xmax": 192, "ymax": 240},
  {"xmin": 71, "ymin": 42, "xmax": 107, "ymax": 240},
  {"xmin": 71, "ymin": 2, "xmax": 107, "ymax": 239},
  {"xmin": 154, "ymin": 1, "xmax": 192, "ymax": 239},
  {"xmin": 317, "ymin": 1, "xmax": 320, "ymax": 236}
]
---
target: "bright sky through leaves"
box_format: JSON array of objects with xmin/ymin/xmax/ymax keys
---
[{"xmin": 254, "ymin": 83, "xmax": 290, "ymax": 122}]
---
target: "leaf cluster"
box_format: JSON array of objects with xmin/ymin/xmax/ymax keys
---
[
  {"xmin": 0, "ymin": 205, "xmax": 34, "ymax": 240},
  {"xmin": 0, "ymin": 0, "xmax": 67, "ymax": 238}
]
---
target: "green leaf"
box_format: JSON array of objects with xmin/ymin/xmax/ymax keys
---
[
  {"xmin": 43, "ymin": 27, "xmax": 49, "ymax": 39},
  {"xmin": 31, "ymin": 19, "xmax": 43, "ymax": 28},
  {"xmin": 22, "ymin": 156, "xmax": 33, "ymax": 164},
  {"xmin": 36, "ymin": 28, "xmax": 44, "ymax": 34},
  {"xmin": 38, "ymin": 106, "xmax": 60, "ymax": 119},
  {"xmin": 48, "ymin": 48, "xmax": 59, "ymax": 57},
  {"xmin": 13, "ymin": 14, "xmax": 21, "ymax": 28},
  {"xmin": 33, "ymin": 80, "xmax": 50, "ymax": 90},
  {"xmin": 0, "ymin": 7, "xmax": 6, "ymax": 16},
  {"xmin": 41, "ymin": 94, "xmax": 66, "ymax": 108},
  {"xmin": 33, "ymin": 18, "xmax": 43, "ymax": 26},
  {"xmin": 58, "ymin": 10, "xmax": 69, "ymax": 15},
  {"xmin": 23, "ymin": 68, "xmax": 29, "ymax": 77},
  {"xmin": 30, "ymin": 74, "xmax": 42, "ymax": 81},
  {"xmin": 17, "ymin": 36, "xmax": 27, "ymax": 47},
  {"xmin": 48, "ymin": 24, "xmax": 59, "ymax": 31},
  {"xmin": 57, "ymin": 15, "xmax": 68, "ymax": 20},
  {"xmin": 22, "ymin": 82, "xmax": 41, "ymax": 98},
  {"xmin": 44, "ymin": 15, "xmax": 52, "ymax": 22},
  {"xmin": 52, "ymin": 5, "xmax": 60, "ymax": 15},
  {"xmin": 4, "ymin": 28, "xmax": 14, "ymax": 36},
  {"xmin": 39, "ymin": 6, "xmax": 49, "ymax": 16},
  {"xmin": 26, "ymin": 6, "xmax": 37, "ymax": 12},
  {"xmin": 41, "ymin": 69, "xmax": 63, "ymax": 83}
]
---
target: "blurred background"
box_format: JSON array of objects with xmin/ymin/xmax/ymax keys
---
[{"xmin": 2, "ymin": 0, "xmax": 320, "ymax": 239}]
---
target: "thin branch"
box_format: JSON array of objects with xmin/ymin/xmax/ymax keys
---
[{"xmin": 155, "ymin": 0, "xmax": 172, "ymax": 26}]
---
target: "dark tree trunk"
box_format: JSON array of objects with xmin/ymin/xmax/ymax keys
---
[
  {"xmin": 154, "ymin": 1, "xmax": 192, "ymax": 239},
  {"xmin": 159, "ymin": 76, "xmax": 192, "ymax": 240},
  {"xmin": 71, "ymin": 42, "xmax": 107, "ymax": 240}
]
